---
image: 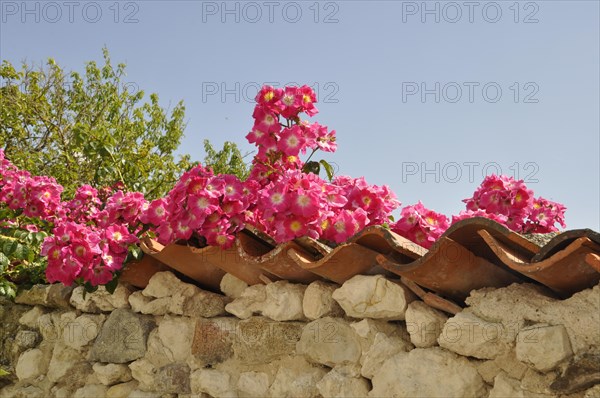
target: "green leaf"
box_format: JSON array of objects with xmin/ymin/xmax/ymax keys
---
[
  {"xmin": 104, "ymin": 275, "xmax": 119, "ymax": 294},
  {"xmin": 319, "ymin": 160, "xmax": 335, "ymax": 182},
  {"xmin": 302, "ymin": 161, "xmax": 320, "ymax": 175}
]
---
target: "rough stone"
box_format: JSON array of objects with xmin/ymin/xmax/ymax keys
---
[
  {"xmin": 350, "ymin": 318, "xmax": 408, "ymax": 351},
  {"xmin": 268, "ymin": 356, "xmax": 327, "ymax": 398},
  {"xmin": 15, "ymin": 349, "xmax": 46, "ymax": 381},
  {"xmin": 438, "ymin": 311, "xmax": 514, "ymax": 359},
  {"xmin": 73, "ymin": 384, "xmax": 108, "ymax": 398},
  {"xmin": 128, "ymin": 291, "xmax": 153, "ymax": 313},
  {"xmin": 476, "ymin": 359, "xmax": 502, "ymax": 384},
  {"xmin": 297, "ymin": 317, "xmax": 362, "ymax": 367},
  {"xmin": 0, "ymin": 385, "xmax": 46, "ymax": 398},
  {"xmin": 494, "ymin": 351, "xmax": 529, "ymax": 380},
  {"xmin": 139, "ymin": 297, "xmax": 171, "ymax": 316},
  {"xmin": 237, "ymin": 371, "xmax": 271, "ymax": 398},
  {"xmin": 405, "ymin": 300, "xmax": 448, "ymax": 348},
  {"xmin": 46, "ymin": 342, "xmax": 86, "ymax": 383},
  {"xmin": 62, "ymin": 313, "xmax": 105, "ymax": 350},
  {"xmin": 316, "ymin": 367, "xmax": 370, "ymax": 398},
  {"xmin": 92, "ymin": 363, "xmax": 132, "ymax": 386},
  {"xmin": 233, "ymin": 317, "xmax": 303, "ymax": 364},
  {"xmin": 521, "ymin": 368, "xmax": 559, "ymax": 395},
  {"xmin": 225, "ymin": 284, "xmax": 266, "ymax": 319},
  {"xmin": 69, "ymin": 284, "xmax": 131, "ymax": 313},
  {"xmin": 361, "ymin": 332, "xmax": 411, "ymax": 379},
  {"xmin": 221, "ymin": 273, "xmax": 249, "ymax": 299},
  {"xmin": 262, "ymin": 281, "xmax": 306, "ymax": 321},
  {"xmin": 369, "ymin": 348, "xmax": 488, "ymax": 397},
  {"xmin": 14, "ymin": 284, "xmax": 72, "ymax": 309},
  {"xmin": 14, "ymin": 331, "xmax": 40, "ymax": 350},
  {"xmin": 154, "ymin": 363, "xmax": 191, "ymax": 394},
  {"xmin": 516, "ymin": 324, "xmax": 573, "ymax": 372},
  {"xmin": 181, "ymin": 288, "xmax": 228, "ymax": 318},
  {"xmin": 142, "ymin": 271, "xmax": 197, "ymax": 298},
  {"xmin": 303, "ymin": 281, "xmax": 343, "ymax": 320},
  {"xmin": 157, "ymin": 316, "xmax": 195, "ymax": 363},
  {"xmin": 129, "ymin": 358, "xmax": 157, "ymax": 390},
  {"xmin": 89, "ymin": 308, "xmax": 155, "ymax": 363},
  {"xmin": 332, "ymin": 275, "xmax": 414, "ymax": 320},
  {"xmin": 191, "ymin": 368, "xmax": 237, "ymax": 397},
  {"xmin": 17, "ymin": 306, "xmax": 46, "ymax": 328},
  {"xmin": 489, "ymin": 372, "xmax": 551, "ymax": 398},
  {"xmin": 192, "ymin": 318, "xmax": 238, "ymax": 365},
  {"xmin": 584, "ymin": 385, "xmax": 600, "ymax": 398},
  {"xmin": 466, "ymin": 283, "xmax": 600, "ymax": 356},
  {"xmin": 106, "ymin": 381, "xmax": 139, "ymax": 398}
]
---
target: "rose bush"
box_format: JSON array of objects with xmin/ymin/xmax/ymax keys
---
[{"xmin": 0, "ymin": 85, "xmax": 568, "ymax": 290}]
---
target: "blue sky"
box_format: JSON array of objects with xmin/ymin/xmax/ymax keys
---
[{"xmin": 1, "ymin": 0, "xmax": 599, "ymax": 230}]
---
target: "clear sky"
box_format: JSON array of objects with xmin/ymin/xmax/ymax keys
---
[{"xmin": 1, "ymin": 0, "xmax": 599, "ymax": 230}]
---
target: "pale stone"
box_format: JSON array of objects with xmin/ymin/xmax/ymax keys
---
[
  {"xmin": 225, "ymin": 284, "xmax": 267, "ymax": 319},
  {"xmin": 516, "ymin": 324, "xmax": 573, "ymax": 372},
  {"xmin": 73, "ymin": 384, "xmax": 107, "ymax": 398},
  {"xmin": 15, "ymin": 349, "xmax": 46, "ymax": 381},
  {"xmin": 144, "ymin": 329, "xmax": 172, "ymax": 368},
  {"xmin": 128, "ymin": 390, "xmax": 161, "ymax": 398},
  {"xmin": 0, "ymin": 385, "xmax": 45, "ymax": 398},
  {"xmin": 62, "ymin": 314, "xmax": 105, "ymax": 350},
  {"xmin": 237, "ymin": 371, "xmax": 270, "ymax": 398},
  {"xmin": 494, "ymin": 351, "xmax": 529, "ymax": 380},
  {"xmin": 303, "ymin": 281, "xmax": 343, "ymax": 320},
  {"xmin": 297, "ymin": 317, "xmax": 362, "ymax": 367},
  {"xmin": 317, "ymin": 367, "xmax": 370, "ymax": 398},
  {"xmin": 157, "ymin": 316, "xmax": 195, "ymax": 363},
  {"xmin": 92, "ymin": 363, "xmax": 132, "ymax": 385},
  {"xmin": 268, "ymin": 356, "xmax": 327, "ymax": 398},
  {"xmin": 466, "ymin": 283, "xmax": 600, "ymax": 356},
  {"xmin": 233, "ymin": 317, "xmax": 303, "ymax": 365},
  {"xmin": 191, "ymin": 368, "xmax": 237, "ymax": 397},
  {"xmin": 476, "ymin": 360, "xmax": 502, "ymax": 384},
  {"xmin": 350, "ymin": 318, "xmax": 408, "ymax": 350},
  {"xmin": 438, "ymin": 311, "xmax": 514, "ymax": 359},
  {"xmin": 18, "ymin": 306, "xmax": 46, "ymax": 328},
  {"xmin": 142, "ymin": 271, "xmax": 196, "ymax": 298},
  {"xmin": 332, "ymin": 275, "xmax": 414, "ymax": 320},
  {"xmin": 129, "ymin": 358, "xmax": 156, "ymax": 390},
  {"xmin": 46, "ymin": 342, "xmax": 85, "ymax": 383},
  {"xmin": 128, "ymin": 291, "xmax": 152, "ymax": 313},
  {"xmin": 361, "ymin": 332, "xmax": 411, "ymax": 379},
  {"xmin": 584, "ymin": 385, "xmax": 600, "ymax": 398},
  {"xmin": 221, "ymin": 273, "xmax": 249, "ymax": 299},
  {"xmin": 89, "ymin": 308, "xmax": 155, "ymax": 363},
  {"xmin": 37, "ymin": 312, "xmax": 62, "ymax": 342},
  {"xmin": 369, "ymin": 348, "xmax": 487, "ymax": 397},
  {"xmin": 140, "ymin": 297, "xmax": 171, "ymax": 316},
  {"xmin": 69, "ymin": 284, "xmax": 131, "ymax": 313},
  {"xmin": 262, "ymin": 281, "xmax": 306, "ymax": 321},
  {"xmin": 489, "ymin": 372, "xmax": 550, "ymax": 398},
  {"xmin": 106, "ymin": 381, "xmax": 138, "ymax": 398},
  {"xmin": 405, "ymin": 300, "xmax": 448, "ymax": 348},
  {"xmin": 192, "ymin": 317, "xmax": 238, "ymax": 365}
]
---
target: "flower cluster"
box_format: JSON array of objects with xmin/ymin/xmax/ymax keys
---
[
  {"xmin": 391, "ymin": 202, "xmax": 449, "ymax": 249},
  {"xmin": 246, "ymin": 85, "xmax": 336, "ymax": 183},
  {"xmin": 141, "ymin": 165, "xmax": 253, "ymax": 249},
  {"xmin": 461, "ymin": 174, "xmax": 566, "ymax": 233},
  {"xmin": 0, "ymin": 150, "xmax": 64, "ymax": 221},
  {"xmin": 42, "ymin": 221, "xmax": 137, "ymax": 286}
]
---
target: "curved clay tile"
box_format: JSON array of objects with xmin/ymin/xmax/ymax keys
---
[
  {"xmin": 235, "ymin": 231, "xmax": 321, "ymax": 284},
  {"xmin": 120, "ymin": 254, "xmax": 171, "ymax": 288},
  {"xmin": 140, "ymin": 238, "xmax": 226, "ymax": 291},
  {"xmin": 287, "ymin": 242, "xmax": 384, "ymax": 284},
  {"xmin": 478, "ymin": 230, "xmax": 600, "ymax": 297},
  {"xmin": 531, "ymin": 229, "xmax": 600, "ymax": 262},
  {"xmin": 376, "ymin": 236, "xmax": 524, "ymax": 302}
]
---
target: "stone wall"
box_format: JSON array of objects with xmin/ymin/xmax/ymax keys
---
[{"xmin": 1, "ymin": 271, "xmax": 599, "ymax": 398}]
